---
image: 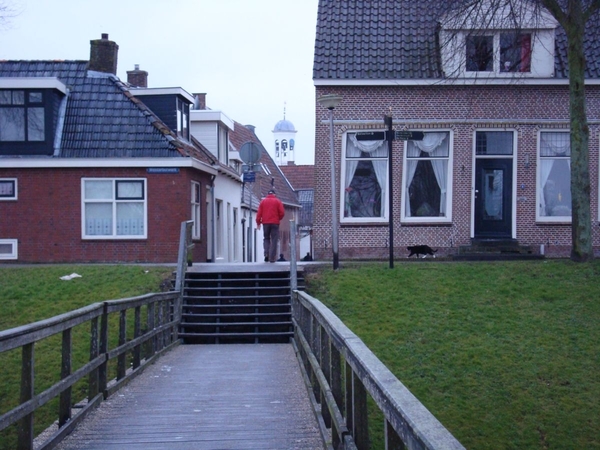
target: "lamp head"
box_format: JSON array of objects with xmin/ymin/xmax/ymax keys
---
[{"xmin": 317, "ymin": 94, "xmax": 342, "ymax": 110}]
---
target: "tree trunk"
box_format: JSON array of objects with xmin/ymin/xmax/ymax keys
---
[{"xmin": 564, "ymin": 1, "xmax": 594, "ymax": 261}]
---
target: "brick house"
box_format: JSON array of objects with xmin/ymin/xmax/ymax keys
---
[
  {"xmin": 312, "ymin": 0, "xmax": 600, "ymax": 260},
  {"xmin": 0, "ymin": 35, "xmax": 228, "ymax": 263}
]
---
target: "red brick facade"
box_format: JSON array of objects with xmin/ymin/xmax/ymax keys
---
[
  {"xmin": 313, "ymin": 84, "xmax": 600, "ymax": 260},
  {"xmin": 0, "ymin": 167, "xmax": 211, "ymax": 263}
]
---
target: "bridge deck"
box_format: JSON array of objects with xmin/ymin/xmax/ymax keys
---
[{"xmin": 55, "ymin": 344, "xmax": 323, "ymax": 450}]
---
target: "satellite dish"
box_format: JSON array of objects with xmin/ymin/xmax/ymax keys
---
[{"xmin": 240, "ymin": 142, "xmax": 261, "ymax": 164}]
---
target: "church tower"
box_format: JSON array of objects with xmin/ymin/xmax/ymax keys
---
[{"xmin": 272, "ymin": 104, "xmax": 297, "ymax": 166}]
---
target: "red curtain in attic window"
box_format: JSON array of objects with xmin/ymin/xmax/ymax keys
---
[{"xmin": 520, "ymin": 34, "xmax": 531, "ymax": 72}]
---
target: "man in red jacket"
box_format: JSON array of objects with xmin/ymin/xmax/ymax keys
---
[{"xmin": 256, "ymin": 189, "xmax": 285, "ymax": 263}]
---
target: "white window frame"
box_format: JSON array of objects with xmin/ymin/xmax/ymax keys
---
[
  {"xmin": 340, "ymin": 130, "xmax": 389, "ymax": 224},
  {"xmin": 0, "ymin": 239, "xmax": 18, "ymax": 260},
  {"xmin": 191, "ymin": 181, "xmax": 201, "ymax": 239},
  {"xmin": 0, "ymin": 178, "xmax": 17, "ymax": 200},
  {"xmin": 401, "ymin": 130, "xmax": 454, "ymax": 224},
  {"xmin": 81, "ymin": 178, "xmax": 148, "ymax": 239},
  {"xmin": 536, "ymin": 130, "xmax": 572, "ymax": 223},
  {"xmin": 462, "ymin": 31, "xmax": 533, "ymax": 77}
]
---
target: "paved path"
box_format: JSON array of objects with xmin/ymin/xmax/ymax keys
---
[{"xmin": 55, "ymin": 344, "xmax": 323, "ymax": 450}]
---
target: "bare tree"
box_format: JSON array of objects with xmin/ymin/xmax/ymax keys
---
[
  {"xmin": 439, "ymin": 0, "xmax": 599, "ymax": 261},
  {"xmin": 0, "ymin": 1, "xmax": 20, "ymax": 29}
]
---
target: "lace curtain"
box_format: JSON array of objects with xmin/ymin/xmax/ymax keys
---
[
  {"xmin": 539, "ymin": 132, "xmax": 570, "ymax": 216},
  {"xmin": 346, "ymin": 135, "xmax": 387, "ymax": 217},
  {"xmin": 405, "ymin": 133, "xmax": 448, "ymax": 217}
]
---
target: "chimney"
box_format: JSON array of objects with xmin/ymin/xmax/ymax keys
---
[
  {"xmin": 127, "ymin": 64, "xmax": 148, "ymax": 87},
  {"xmin": 89, "ymin": 33, "xmax": 119, "ymax": 74},
  {"xmin": 245, "ymin": 124, "xmax": 256, "ymax": 134},
  {"xmin": 193, "ymin": 93, "xmax": 206, "ymax": 110}
]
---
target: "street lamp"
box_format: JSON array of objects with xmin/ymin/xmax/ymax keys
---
[{"xmin": 317, "ymin": 94, "xmax": 342, "ymax": 269}]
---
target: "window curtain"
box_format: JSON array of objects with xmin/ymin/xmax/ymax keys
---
[
  {"xmin": 346, "ymin": 135, "xmax": 387, "ymax": 217},
  {"xmin": 539, "ymin": 133, "xmax": 570, "ymax": 216},
  {"xmin": 406, "ymin": 133, "xmax": 448, "ymax": 216}
]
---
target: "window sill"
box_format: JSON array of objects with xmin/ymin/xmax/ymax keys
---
[{"xmin": 400, "ymin": 220, "xmax": 452, "ymax": 227}]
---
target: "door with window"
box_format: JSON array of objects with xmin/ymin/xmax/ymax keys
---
[{"xmin": 474, "ymin": 158, "xmax": 513, "ymax": 238}]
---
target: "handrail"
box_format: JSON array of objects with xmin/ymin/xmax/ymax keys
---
[
  {"xmin": 0, "ymin": 291, "xmax": 181, "ymax": 450},
  {"xmin": 292, "ymin": 290, "xmax": 465, "ymax": 450}
]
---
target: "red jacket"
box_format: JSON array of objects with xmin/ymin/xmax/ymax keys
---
[{"xmin": 256, "ymin": 194, "xmax": 285, "ymax": 225}]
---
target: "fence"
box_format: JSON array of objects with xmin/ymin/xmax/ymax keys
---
[
  {"xmin": 292, "ymin": 290, "xmax": 465, "ymax": 450},
  {"xmin": 0, "ymin": 291, "xmax": 181, "ymax": 450}
]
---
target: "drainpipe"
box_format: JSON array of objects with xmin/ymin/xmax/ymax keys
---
[{"xmin": 209, "ymin": 175, "xmax": 216, "ymax": 263}]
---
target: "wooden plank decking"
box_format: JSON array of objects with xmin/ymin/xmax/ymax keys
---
[{"xmin": 54, "ymin": 344, "xmax": 324, "ymax": 450}]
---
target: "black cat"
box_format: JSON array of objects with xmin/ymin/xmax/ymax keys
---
[{"xmin": 407, "ymin": 245, "xmax": 438, "ymax": 258}]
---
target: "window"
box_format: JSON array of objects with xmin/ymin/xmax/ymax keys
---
[
  {"xmin": 403, "ymin": 132, "xmax": 452, "ymax": 221},
  {"xmin": 191, "ymin": 181, "xmax": 201, "ymax": 239},
  {"xmin": 82, "ymin": 179, "xmax": 147, "ymax": 239},
  {"xmin": 466, "ymin": 32, "xmax": 531, "ymax": 74},
  {"xmin": 0, "ymin": 90, "xmax": 45, "ymax": 142},
  {"xmin": 538, "ymin": 132, "xmax": 571, "ymax": 220},
  {"xmin": 342, "ymin": 132, "xmax": 388, "ymax": 222},
  {"xmin": 0, "ymin": 239, "xmax": 18, "ymax": 260},
  {"xmin": 0, "ymin": 179, "xmax": 17, "ymax": 200}
]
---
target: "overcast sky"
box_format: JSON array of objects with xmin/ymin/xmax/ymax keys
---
[{"xmin": 0, "ymin": 0, "xmax": 319, "ymax": 165}]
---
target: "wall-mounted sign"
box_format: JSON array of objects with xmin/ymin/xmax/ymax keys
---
[{"xmin": 147, "ymin": 168, "xmax": 180, "ymax": 174}]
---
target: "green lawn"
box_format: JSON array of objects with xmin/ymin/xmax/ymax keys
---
[
  {"xmin": 1, "ymin": 262, "xmax": 598, "ymax": 449},
  {"xmin": 0, "ymin": 265, "xmax": 174, "ymax": 450},
  {"xmin": 304, "ymin": 260, "xmax": 600, "ymax": 449}
]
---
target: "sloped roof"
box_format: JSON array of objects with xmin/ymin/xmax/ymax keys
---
[
  {"xmin": 313, "ymin": 0, "xmax": 600, "ymax": 81},
  {"xmin": 280, "ymin": 164, "xmax": 315, "ymax": 191},
  {"xmin": 0, "ymin": 60, "xmax": 211, "ymax": 161},
  {"xmin": 229, "ymin": 122, "xmax": 299, "ymax": 208}
]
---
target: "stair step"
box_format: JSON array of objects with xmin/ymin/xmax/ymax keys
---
[
  {"xmin": 179, "ymin": 268, "xmax": 302, "ymax": 344},
  {"xmin": 181, "ymin": 321, "xmax": 292, "ymax": 327}
]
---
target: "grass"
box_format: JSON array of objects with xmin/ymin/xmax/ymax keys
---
[
  {"xmin": 0, "ymin": 264, "xmax": 174, "ymax": 450},
  {"xmin": 1, "ymin": 262, "xmax": 598, "ymax": 449},
  {"xmin": 304, "ymin": 260, "xmax": 600, "ymax": 449}
]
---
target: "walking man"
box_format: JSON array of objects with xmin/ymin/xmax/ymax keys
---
[{"xmin": 256, "ymin": 189, "xmax": 285, "ymax": 263}]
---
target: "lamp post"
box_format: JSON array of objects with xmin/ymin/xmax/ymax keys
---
[{"xmin": 317, "ymin": 94, "xmax": 343, "ymax": 270}]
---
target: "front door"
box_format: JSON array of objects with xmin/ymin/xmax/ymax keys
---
[{"xmin": 474, "ymin": 158, "xmax": 513, "ymax": 238}]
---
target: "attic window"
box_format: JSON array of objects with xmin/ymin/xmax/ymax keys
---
[
  {"xmin": 466, "ymin": 32, "xmax": 532, "ymax": 74},
  {"xmin": 0, "ymin": 90, "xmax": 45, "ymax": 142}
]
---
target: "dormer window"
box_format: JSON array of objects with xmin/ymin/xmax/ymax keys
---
[
  {"xmin": 439, "ymin": 1, "xmax": 557, "ymax": 79},
  {"xmin": 466, "ymin": 32, "xmax": 532, "ymax": 74},
  {"xmin": 0, "ymin": 90, "xmax": 45, "ymax": 142}
]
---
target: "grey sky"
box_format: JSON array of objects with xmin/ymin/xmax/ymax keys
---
[{"xmin": 0, "ymin": 0, "xmax": 318, "ymax": 164}]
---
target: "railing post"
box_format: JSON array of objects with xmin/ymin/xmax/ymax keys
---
[
  {"xmin": 59, "ymin": 328, "xmax": 72, "ymax": 427},
  {"xmin": 99, "ymin": 304, "xmax": 109, "ymax": 397},
  {"xmin": 320, "ymin": 331, "xmax": 332, "ymax": 429},
  {"xmin": 331, "ymin": 344, "xmax": 343, "ymax": 449},
  {"xmin": 148, "ymin": 301, "xmax": 156, "ymax": 356},
  {"xmin": 17, "ymin": 343, "xmax": 34, "ymax": 450},
  {"xmin": 290, "ymin": 219, "xmax": 297, "ymax": 293},
  {"xmin": 353, "ymin": 372, "xmax": 370, "ymax": 450},
  {"xmin": 88, "ymin": 316, "xmax": 99, "ymax": 400},
  {"xmin": 117, "ymin": 310, "xmax": 127, "ymax": 380},
  {"xmin": 385, "ymin": 419, "xmax": 407, "ymax": 450},
  {"xmin": 133, "ymin": 306, "xmax": 141, "ymax": 369}
]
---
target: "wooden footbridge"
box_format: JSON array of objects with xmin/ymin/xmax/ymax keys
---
[{"xmin": 1, "ymin": 223, "xmax": 465, "ymax": 450}]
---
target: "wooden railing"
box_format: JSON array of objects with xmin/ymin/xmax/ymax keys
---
[
  {"xmin": 292, "ymin": 290, "xmax": 466, "ymax": 450},
  {"xmin": 0, "ymin": 291, "xmax": 181, "ymax": 450}
]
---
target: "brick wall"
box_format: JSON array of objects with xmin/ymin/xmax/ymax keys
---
[
  {"xmin": 0, "ymin": 167, "xmax": 211, "ymax": 263},
  {"xmin": 313, "ymin": 84, "xmax": 600, "ymax": 260}
]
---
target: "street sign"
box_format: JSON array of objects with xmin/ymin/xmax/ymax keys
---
[
  {"xmin": 243, "ymin": 171, "xmax": 256, "ymax": 183},
  {"xmin": 239, "ymin": 142, "xmax": 261, "ymax": 164},
  {"xmin": 355, "ymin": 130, "xmax": 425, "ymax": 141},
  {"xmin": 355, "ymin": 131, "xmax": 386, "ymax": 141},
  {"xmin": 395, "ymin": 130, "xmax": 425, "ymax": 141}
]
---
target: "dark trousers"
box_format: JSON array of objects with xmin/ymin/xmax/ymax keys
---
[{"xmin": 262, "ymin": 223, "xmax": 280, "ymax": 262}]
